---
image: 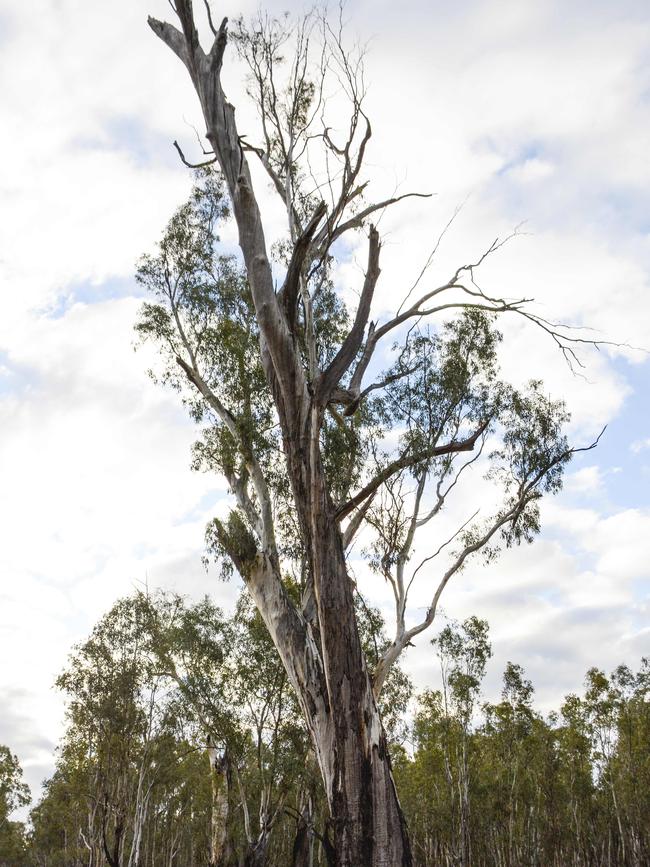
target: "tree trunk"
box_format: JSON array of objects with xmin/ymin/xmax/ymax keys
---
[
  {"xmin": 244, "ymin": 836, "xmax": 269, "ymax": 867},
  {"xmin": 292, "ymin": 812, "xmax": 310, "ymax": 867},
  {"xmin": 209, "ymin": 749, "xmax": 229, "ymax": 867},
  {"xmin": 148, "ymin": 7, "xmax": 412, "ymax": 864},
  {"xmin": 309, "ymin": 496, "xmax": 412, "ymax": 866}
]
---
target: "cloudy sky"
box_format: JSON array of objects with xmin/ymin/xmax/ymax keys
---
[{"xmin": 1, "ymin": 0, "xmax": 649, "ymax": 804}]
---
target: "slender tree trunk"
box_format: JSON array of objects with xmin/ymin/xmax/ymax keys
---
[
  {"xmin": 292, "ymin": 808, "xmax": 310, "ymax": 867},
  {"xmin": 244, "ymin": 836, "xmax": 269, "ymax": 867},
  {"xmin": 128, "ymin": 764, "xmax": 150, "ymax": 867},
  {"xmin": 209, "ymin": 749, "xmax": 229, "ymax": 867},
  {"xmin": 458, "ymin": 732, "xmax": 471, "ymax": 867},
  {"xmin": 292, "ymin": 795, "xmax": 322, "ymax": 867}
]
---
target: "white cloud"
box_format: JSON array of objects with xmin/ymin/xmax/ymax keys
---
[
  {"xmin": 506, "ymin": 157, "xmax": 555, "ymax": 184},
  {"xmin": 565, "ymin": 465, "xmax": 603, "ymax": 494}
]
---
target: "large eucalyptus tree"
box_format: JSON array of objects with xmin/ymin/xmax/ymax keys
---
[{"xmin": 141, "ymin": 3, "xmax": 600, "ymax": 863}]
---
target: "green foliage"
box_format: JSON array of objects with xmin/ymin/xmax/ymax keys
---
[
  {"xmin": 0, "ymin": 747, "xmax": 29, "ymax": 820},
  {"xmin": 383, "ymin": 313, "xmax": 501, "ymax": 449},
  {"xmin": 136, "ymin": 168, "xmax": 575, "ymax": 607},
  {"xmin": 434, "ymin": 616, "xmax": 492, "ymax": 727},
  {"xmin": 135, "ymin": 169, "xmax": 272, "ymax": 439},
  {"xmin": 0, "ymin": 746, "xmax": 29, "ymax": 867}
]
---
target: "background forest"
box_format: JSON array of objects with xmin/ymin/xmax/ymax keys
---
[{"xmin": 1, "ymin": 591, "xmax": 648, "ymax": 867}]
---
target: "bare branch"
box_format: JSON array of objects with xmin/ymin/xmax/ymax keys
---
[
  {"xmin": 341, "ymin": 494, "xmax": 375, "ymax": 551},
  {"xmin": 338, "ymin": 362, "xmax": 422, "ymax": 417},
  {"xmin": 148, "ymin": 16, "xmax": 190, "ymax": 66},
  {"xmin": 203, "ymin": 0, "xmax": 217, "ymax": 37},
  {"xmin": 312, "ymin": 192, "xmax": 431, "ymax": 261},
  {"xmin": 397, "ymin": 201, "xmax": 466, "ymax": 316},
  {"xmin": 241, "ymin": 143, "xmax": 304, "ymax": 236},
  {"xmin": 280, "ymin": 201, "xmax": 327, "ymax": 328},
  {"xmin": 336, "ymin": 418, "xmax": 491, "ymax": 521},
  {"xmin": 317, "ymin": 225, "xmax": 380, "ymax": 403},
  {"xmin": 417, "ymin": 442, "xmax": 486, "ymax": 528},
  {"xmin": 173, "ymin": 139, "xmax": 218, "ymax": 169},
  {"xmin": 408, "ymin": 508, "xmax": 480, "ymax": 592}
]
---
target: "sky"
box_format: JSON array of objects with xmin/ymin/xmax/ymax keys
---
[{"xmin": 0, "ymin": 0, "xmax": 649, "ymax": 806}]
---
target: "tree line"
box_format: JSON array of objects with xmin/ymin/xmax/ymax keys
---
[
  {"xmin": 1, "ymin": 596, "xmax": 647, "ymax": 867},
  {"xmin": 394, "ymin": 619, "xmax": 650, "ymax": 867}
]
